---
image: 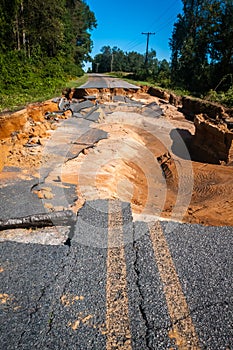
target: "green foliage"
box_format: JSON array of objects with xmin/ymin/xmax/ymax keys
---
[
  {"xmin": 0, "ymin": 65, "xmax": 88, "ymax": 112},
  {"xmin": 92, "ymin": 46, "xmax": 145, "ymax": 74},
  {"xmin": 0, "ymin": 0, "xmax": 96, "ymax": 111},
  {"xmin": 170, "ymin": 0, "xmax": 233, "ymax": 94},
  {"xmin": 205, "ymin": 87, "xmax": 233, "ymax": 107},
  {"xmin": 92, "ymin": 46, "xmax": 171, "ymax": 88},
  {"xmin": 65, "ymin": 74, "xmax": 88, "ymax": 89}
]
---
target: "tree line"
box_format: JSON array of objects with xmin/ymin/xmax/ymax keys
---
[
  {"xmin": 91, "ymin": 0, "xmax": 232, "ymax": 106},
  {"xmin": 91, "ymin": 46, "xmax": 170, "ymax": 87},
  {"xmin": 170, "ymin": 0, "xmax": 233, "ymax": 96},
  {"xmin": 0, "ymin": 0, "xmax": 96, "ymax": 108}
]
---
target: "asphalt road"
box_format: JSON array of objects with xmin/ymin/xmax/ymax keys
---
[
  {"xmin": 0, "ymin": 75, "xmax": 232, "ymax": 349},
  {"xmin": 78, "ymin": 74, "xmax": 140, "ymax": 90},
  {"xmin": 0, "ymin": 200, "xmax": 232, "ymax": 349}
]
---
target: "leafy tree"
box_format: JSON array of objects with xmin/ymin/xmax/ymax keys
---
[
  {"xmin": 208, "ymin": 0, "xmax": 233, "ymax": 89},
  {"xmin": 0, "ymin": 0, "xmax": 97, "ymax": 108},
  {"xmin": 126, "ymin": 51, "xmax": 144, "ymax": 73},
  {"xmin": 23, "ymin": 0, "xmax": 65, "ymax": 57},
  {"xmin": 66, "ymin": 0, "xmax": 97, "ymax": 64},
  {"xmin": 170, "ymin": 0, "xmax": 209, "ymax": 91},
  {"xmin": 92, "ymin": 46, "xmax": 112, "ymax": 72},
  {"xmin": 157, "ymin": 59, "xmax": 171, "ymax": 87},
  {"xmin": 147, "ymin": 49, "xmax": 159, "ymax": 76},
  {"xmin": 112, "ymin": 47, "xmax": 126, "ymax": 71},
  {"xmin": 0, "ymin": 0, "xmax": 20, "ymax": 51},
  {"xmin": 91, "ymin": 46, "xmax": 170, "ymax": 86},
  {"xmin": 170, "ymin": 0, "xmax": 233, "ymax": 94},
  {"xmin": 0, "ymin": 0, "xmax": 96, "ymax": 61}
]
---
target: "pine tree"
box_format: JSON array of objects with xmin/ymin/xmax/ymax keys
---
[{"xmin": 170, "ymin": 0, "xmax": 232, "ymax": 93}]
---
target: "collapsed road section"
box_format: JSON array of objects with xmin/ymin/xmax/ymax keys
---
[{"xmin": 0, "ymin": 75, "xmax": 233, "ymax": 238}]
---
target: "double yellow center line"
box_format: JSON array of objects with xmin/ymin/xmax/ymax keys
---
[{"xmin": 106, "ymin": 201, "xmax": 200, "ymax": 349}]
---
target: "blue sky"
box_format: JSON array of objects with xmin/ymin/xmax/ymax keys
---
[{"xmin": 85, "ymin": 0, "xmax": 183, "ymax": 69}]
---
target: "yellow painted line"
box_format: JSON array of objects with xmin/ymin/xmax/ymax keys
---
[
  {"xmin": 148, "ymin": 221, "xmax": 200, "ymax": 349},
  {"xmin": 106, "ymin": 200, "xmax": 132, "ymax": 350}
]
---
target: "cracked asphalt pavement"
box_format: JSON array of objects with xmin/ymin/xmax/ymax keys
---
[
  {"xmin": 1, "ymin": 199, "xmax": 232, "ymax": 349},
  {"xmin": 0, "ymin": 75, "xmax": 232, "ymax": 349}
]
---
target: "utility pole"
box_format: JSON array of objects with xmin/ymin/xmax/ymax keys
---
[
  {"xmin": 142, "ymin": 32, "xmax": 155, "ymax": 65},
  {"xmin": 110, "ymin": 53, "xmax": 114, "ymax": 72},
  {"xmin": 96, "ymin": 62, "xmax": 100, "ymax": 73}
]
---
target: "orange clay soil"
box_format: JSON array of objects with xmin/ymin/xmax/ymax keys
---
[
  {"xmin": 0, "ymin": 101, "xmax": 71, "ymax": 176},
  {"xmin": 1, "ymin": 95, "xmax": 233, "ymax": 227},
  {"xmin": 70, "ymin": 120, "xmax": 233, "ymax": 227}
]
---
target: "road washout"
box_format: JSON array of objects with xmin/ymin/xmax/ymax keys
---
[{"xmin": 0, "ymin": 87, "xmax": 233, "ymax": 228}]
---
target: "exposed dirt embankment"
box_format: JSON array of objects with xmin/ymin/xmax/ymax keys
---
[
  {"xmin": 147, "ymin": 86, "xmax": 182, "ymax": 107},
  {"xmin": 181, "ymin": 96, "xmax": 227, "ymax": 120},
  {"xmin": 64, "ymin": 83, "xmax": 233, "ymax": 120},
  {"xmin": 144, "ymin": 86, "xmax": 233, "ymax": 165},
  {"xmin": 0, "ymin": 110, "xmax": 28, "ymax": 139},
  {"xmin": 146, "ymin": 86, "xmax": 232, "ymax": 120},
  {"xmin": 0, "ymin": 101, "xmax": 68, "ymax": 172},
  {"xmin": 192, "ymin": 114, "xmax": 233, "ymax": 164},
  {"xmin": 72, "ymin": 87, "xmax": 139, "ymax": 102}
]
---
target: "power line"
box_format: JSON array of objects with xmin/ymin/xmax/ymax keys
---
[
  {"xmin": 147, "ymin": 0, "xmax": 178, "ymax": 31},
  {"xmin": 154, "ymin": 15, "xmax": 178, "ymax": 35},
  {"xmin": 125, "ymin": 39, "xmax": 145, "ymax": 52},
  {"xmin": 124, "ymin": 38, "xmax": 141, "ymax": 49},
  {"xmin": 125, "ymin": 15, "xmax": 178, "ymax": 53},
  {"xmin": 122, "ymin": 0, "xmax": 180, "ymax": 53},
  {"xmin": 123, "ymin": 18, "xmax": 177, "ymax": 55}
]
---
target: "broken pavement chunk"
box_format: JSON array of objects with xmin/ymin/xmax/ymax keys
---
[
  {"xmin": 69, "ymin": 101, "xmax": 94, "ymax": 114},
  {"xmin": 66, "ymin": 128, "xmax": 108, "ymax": 161},
  {"xmin": 58, "ymin": 97, "xmax": 70, "ymax": 111},
  {"xmin": 0, "ymin": 211, "xmax": 76, "ymax": 231},
  {"xmin": 84, "ymin": 106, "xmax": 105, "ymax": 123}
]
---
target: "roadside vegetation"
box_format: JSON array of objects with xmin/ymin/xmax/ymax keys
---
[
  {"xmin": 0, "ymin": 73, "xmax": 88, "ymax": 113},
  {"xmin": 0, "ymin": 0, "xmax": 96, "ymax": 112}
]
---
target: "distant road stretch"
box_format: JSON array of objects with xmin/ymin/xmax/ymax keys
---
[{"xmin": 79, "ymin": 73, "xmax": 140, "ymax": 90}]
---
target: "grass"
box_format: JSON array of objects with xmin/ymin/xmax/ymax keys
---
[
  {"xmin": 109, "ymin": 71, "xmax": 233, "ymax": 107},
  {"xmin": 0, "ymin": 74, "xmax": 88, "ymax": 113},
  {"xmin": 65, "ymin": 74, "xmax": 88, "ymax": 89},
  {"xmin": 108, "ymin": 71, "xmax": 186, "ymax": 93},
  {"xmin": 109, "ymin": 72, "xmax": 189, "ymax": 97},
  {"xmin": 107, "ymin": 72, "xmax": 158, "ymax": 88}
]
